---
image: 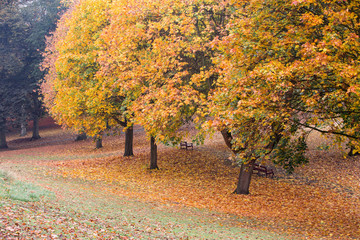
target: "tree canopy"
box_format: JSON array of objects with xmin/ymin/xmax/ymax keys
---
[
  {"xmin": 41, "ymin": 0, "xmax": 360, "ymax": 194},
  {"xmin": 98, "ymin": 0, "xmax": 229, "ymax": 144}
]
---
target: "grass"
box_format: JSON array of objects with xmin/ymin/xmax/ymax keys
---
[{"xmin": 0, "ymin": 170, "xmax": 53, "ymax": 202}]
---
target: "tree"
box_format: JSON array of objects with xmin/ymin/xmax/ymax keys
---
[
  {"xmin": 41, "ymin": 0, "xmax": 135, "ymax": 155},
  {"xmin": 21, "ymin": 0, "xmax": 64, "ymax": 140},
  {"xmin": 41, "ymin": 0, "xmax": 109, "ymax": 137},
  {"xmin": 209, "ymin": 0, "xmax": 360, "ymax": 194},
  {"xmin": 99, "ymin": 0, "xmax": 230, "ymax": 168}
]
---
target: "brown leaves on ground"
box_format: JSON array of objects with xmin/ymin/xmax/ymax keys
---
[
  {"xmin": 0, "ymin": 199, "xmax": 134, "ymax": 239},
  {"xmin": 46, "ymin": 129, "xmax": 360, "ymax": 239}
]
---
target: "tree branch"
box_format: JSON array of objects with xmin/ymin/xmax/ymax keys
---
[
  {"xmin": 112, "ymin": 116, "xmax": 127, "ymax": 127},
  {"xmin": 292, "ymin": 119, "xmax": 360, "ymax": 140}
]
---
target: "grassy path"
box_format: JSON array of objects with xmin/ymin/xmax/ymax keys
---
[
  {"xmin": 0, "ymin": 162, "xmax": 288, "ymax": 239},
  {"xmin": 1, "ymin": 120, "xmax": 359, "ymax": 239},
  {"xmin": 0, "ymin": 125, "xmax": 291, "ymax": 239}
]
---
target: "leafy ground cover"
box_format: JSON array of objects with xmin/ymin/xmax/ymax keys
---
[{"xmin": 0, "ymin": 118, "xmax": 359, "ymax": 239}]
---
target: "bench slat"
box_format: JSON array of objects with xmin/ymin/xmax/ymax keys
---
[{"xmin": 253, "ymin": 163, "xmax": 274, "ymax": 178}]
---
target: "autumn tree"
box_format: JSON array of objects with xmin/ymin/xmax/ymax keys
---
[
  {"xmin": 41, "ymin": 0, "xmax": 135, "ymax": 154},
  {"xmin": 99, "ymin": 0, "xmax": 230, "ymax": 168},
  {"xmin": 209, "ymin": 0, "xmax": 360, "ymax": 194}
]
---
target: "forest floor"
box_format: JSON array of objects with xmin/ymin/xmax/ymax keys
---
[{"xmin": 0, "ymin": 117, "xmax": 359, "ymax": 239}]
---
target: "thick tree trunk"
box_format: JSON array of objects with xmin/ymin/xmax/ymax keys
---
[
  {"xmin": 150, "ymin": 136, "xmax": 159, "ymax": 169},
  {"xmin": 31, "ymin": 114, "xmax": 41, "ymax": 140},
  {"xmin": 234, "ymin": 159, "xmax": 256, "ymax": 195},
  {"xmin": 124, "ymin": 126, "xmax": 134, "ymax": 156},
  {"xmin": 0, "ymin": 118, "xmax": 8, "ymax": 149},
  {"xmin": 95, "ymin": 137, "xmax": 102, "ymax": 149},
  {"xmin": 221, "ymin": 128, "xmax": 254, "ymax": 195}
]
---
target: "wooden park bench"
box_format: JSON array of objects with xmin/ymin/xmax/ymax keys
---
[
  {"xmin": 180, "ymin": 141, "xmax": 193, "ymax": 150},
  {"xmin": 253, "ymin": 163, "xmax": 274, "ymax": 178}
]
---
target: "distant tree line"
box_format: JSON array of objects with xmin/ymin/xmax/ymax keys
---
[{"xmin": 0, "ymin": 0, "xmax": 65, "ymax": 148}]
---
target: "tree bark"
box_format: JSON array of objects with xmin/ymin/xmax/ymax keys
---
[
  {"xmin": 0, "ymin": 118, "xmax": 8, "ymax": 149},
  {"xmin": 348, "ymin": 145, "xmax": 360, "ymax": 156},
  {"xmin": 221, "ymin": 129, "xmax": 235, "ymax": 151},
  {"xmin": 150, "ymin": 136, "xmax": 159, "ymax": 169},
  {"xmin": 220, "ymin": 128, "xmax": 253, "ymax": 195},
  {"xmin": 20, "ymin": 104, "xmax": 27, "ymax": 136},
  {"xmin": 233, "ymin": 159, "xmax": 256, "ymax": 194},
  {"xmin": 95, "ymin": 137, "xmax": 102, "ymax": 149},
  {"xmin": 31, "ymin": 114, "xmax": 41, "ymax": 140},
  {"xmin": 20, "ymin": 123, "xmax": 27, "ymax": 136},
  {"xmin": 30, "ymin": 92, "xmax": 41, "ymax": 140},
  {"xmin": 124, "ymin": 126, "xmax": 134, "ymax": 156},
  {"xmin": 221, "ymin": 129, "xmax": 244, "ymax": 154}
]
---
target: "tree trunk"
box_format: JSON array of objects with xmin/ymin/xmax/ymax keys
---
[
  {"xmin": 221, "ymin": 129, "xmax": 244, "ymax": 154},
  {"xmin": 221, "ymin": 128, "xmax": 255, "ymax": 195},
  {"xmin": 75, "ymin": 131, "xmax": 87, "ymax": 141},
  {"xmin": 95, "ymin": 137, "xmax": 102, "ymax": 149},
  {"xmin": 150, "ymin": 136, "xmax": 159, "ymax": 169},
  {"xmin": 20, "ymin": 123, "xmax": 27, "ymax": 136},
  {"xmin": 20, "ymin": 104, "xmax": 27, "ymax": 136},
  {"xmin": 0, "ymin": 118, "xmax": 8, "ymax": 149},
  {"xmin": 30, "ymin": 92, "xmax": 41, "ymax": 140},
  {"xmin": 31, "ymin": 114, "xmax": 41, "ymax": 140},
  {"xmin": 348, "ymin": 145, "xmax": 360, "ymax": 156},
  {"xmin": 233, "ymin": 159, "xmax": 256, "ymax": 195},
  {"xmin": 124, "ymin": 126, "xmax": 134, "ymax": 156}
]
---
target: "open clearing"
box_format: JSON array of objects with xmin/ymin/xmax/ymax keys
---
[{"xmin": 0, "ymin": 118, "xmax": 359, "ymax": 239}]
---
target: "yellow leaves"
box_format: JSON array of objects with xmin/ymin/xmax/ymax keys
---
[{"xmin": 300, "ymin": 12, "xmax": 323, "ymax": 27}]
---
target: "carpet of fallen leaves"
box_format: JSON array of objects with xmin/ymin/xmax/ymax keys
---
[
  {"xmin": 2, "ymin": 118, "xmax": 360, "ymax": 239},
  {"xmin": 48, "ymin": 131, "xmax": 360, "ymax": 239},
  {"xmin": 0, "ymin": 199, "xmax": 129, "ymax": 239}
]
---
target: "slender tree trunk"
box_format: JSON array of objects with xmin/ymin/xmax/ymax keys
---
[
  {"xmin": 124, "ymin": 126, "xmax": 134, "ymax": 156},
  {"xmin": 150, "ymin": 136, "xmax": 158, "ymax": 169},
  {"xmin": 234, "ymin": 159, "xmax": 256, "ymax": 195},
  {"xmin": 221, "ymin": 129, "xmax": 244, "ymax": 154},
  {"xmin": 20, "ymin": 104, "xmax": 27, "ymax": 136},
  {"xmin": 31, "ymin": 114, "xmax": 41, "ymax": 140},
  {"xmin": 20, "ymin": 123, "xmax": 27, "ymax": 136},
  {"xmin": 0, "ymin": 118, "xmax": 8, "ymax": 149},
  {"xmin": 348, "ymin": 145, "xmax": 360, "ymax": 156},
  {"xmin": 30, "ymin": 92, "xmax": 41, "ymax": 140}
]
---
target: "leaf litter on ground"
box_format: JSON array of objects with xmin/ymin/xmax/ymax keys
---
[{"xmin": 1, "ymin": 121, "xmax": 359, "ymax": 239}]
